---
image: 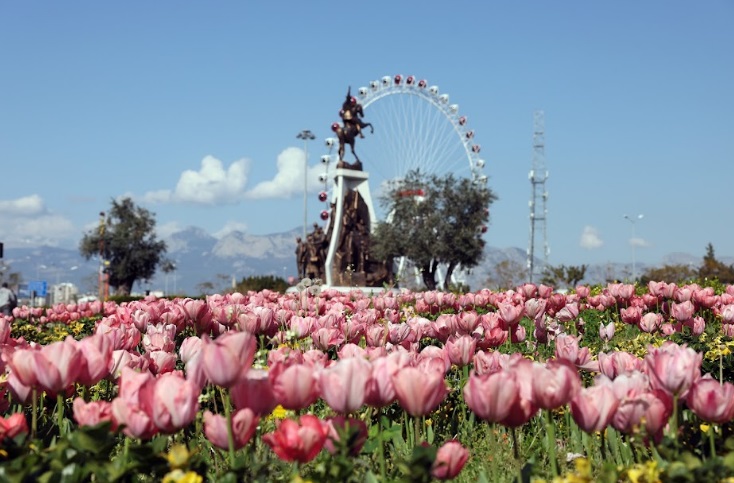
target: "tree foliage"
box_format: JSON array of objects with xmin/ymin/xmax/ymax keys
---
[
  {"xmin": 640, "ymin": 264, "xmax": 698, "ymax": 285},
  {"xmin": 540, "ymin": 264, "xmax": 588, "ymax": 289},
  {"xmin": 371, "ymin": 170, "xmax": 496, "ymax": 291},
  {"xmin": 79, "ymin": 198, "xmax": 168, "ymax": 296},
  {"xmin": 485, "ymin": 259, "xmax": 529, "ymax": 291},
  {"xmin": 698, "ymin": 243, "xmax": 734, "ymax": 284},
  {"xmin": 233, "ymin": 275, "xmax": 289, "ymax": 294}
]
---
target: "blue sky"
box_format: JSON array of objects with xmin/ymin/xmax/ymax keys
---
[{"xmin": 1, "ymin": 1, "xmax": 732, "ymax": 269}]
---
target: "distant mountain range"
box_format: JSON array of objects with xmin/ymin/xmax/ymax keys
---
[{"xmin": 0, "ymin": 226, "xmax": 728, "ymax": 296}]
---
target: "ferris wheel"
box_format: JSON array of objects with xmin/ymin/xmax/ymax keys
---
[{"xmin": 318, "ymin": 74, "xmax": 487, "ymax": 221}]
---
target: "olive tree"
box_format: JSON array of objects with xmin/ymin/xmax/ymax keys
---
[
  {"xmin": 79, "ymin": 197, "xmax": 168, "ymax": 296},
  {"xmin": 371, "ymin": 170, "xmax": 497, "ymax": 290}
]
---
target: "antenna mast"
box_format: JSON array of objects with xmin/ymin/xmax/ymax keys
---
[{"xmin": 527, "ymin": 110, "xmax": 549, "ymax": 283}]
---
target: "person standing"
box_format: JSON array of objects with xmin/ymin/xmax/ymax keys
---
[{"xmin": 0, "ymin": 282, "xmax": 17, "ymax": 316}]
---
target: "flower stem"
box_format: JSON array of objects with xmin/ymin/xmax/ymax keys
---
[
  {"xmin": 414, "ymin": 415, "xmax": 421, "ymax": 446},
  {"xmin": 709, "ymin": 425, "xmax": 717, "ymax": 459},
  {"xmin": 31, "ymin": 388, "xmax": 37, "ymax": 439},
  {"xmin": 220, "ymin": 388, "xmax": 236, "ymax": 468},
  {"xmin": 377, "ymin": 408, "xmax": 386, "ymax": 480},
  {"xmin": 545, "ymin": 409, "xmax": 558, "ymax": 478},
  {"xmin": 57, "ymin": 393, "xmax": 65, "ymax": 437}
]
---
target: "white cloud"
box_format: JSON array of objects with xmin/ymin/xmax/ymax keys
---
[
  {"xmin": 142, "ymin": 155, "xmax": 251, "ymax": 205},
  {"xmin": 580, "ymin": 226, "xmax": 604, "ymax": 249},
  {"xmin": 0, "ymin": 194, "xmax": 46, "ymax": 216},
  {"xmin": 213, "ymin": 221, "xmax": 248, "ymax": 239},
  {"xmin": 0, "ymin": 195, "xmax": 75, "ymax": 247},
  {"xmin": 156, "ymin": 221, "xmax": 185, "ymax": 240},
  {"xmin": 246, "ymin": 147, "xmax": 326, "ymax": 199},
  {"xmin": 630, "ymin": 237, "xmax": 650, "ymax": 248}
]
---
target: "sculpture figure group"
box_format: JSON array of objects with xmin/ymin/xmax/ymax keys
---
[{"xmin": 332, "ymin": 87, "xmax": 373, "ymax": 169}]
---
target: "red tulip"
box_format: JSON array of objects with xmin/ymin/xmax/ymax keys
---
[
  {"xmin": 203, "ymin": 408, "xmax": 259, "ymax": 450},
  {"xmin": 262, "ymin": 415, "xmax": 328, "ymax": 463},
  {"xmin": 201, "ymin": 331, "xmax": 257, "ymax": 388},
  {"xmin": 432, "ymin": 440, "xmax": 470, "ymax": 480},
  {"xmin": 686, "ymin": 376, "xmax": 734, "ymax": 424},
  {"xmin": 0, "ymin": 413, "xmax": 28, "ymax": 440},
  {"xmin": 392, "ymin": 366, "xmax": 448, "ymax": 417}
]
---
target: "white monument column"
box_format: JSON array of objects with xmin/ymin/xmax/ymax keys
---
[{"xmin": 324, "ymin": 168, "xmax": 377, "ymax": 287}]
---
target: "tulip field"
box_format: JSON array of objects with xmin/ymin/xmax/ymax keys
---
[{"xmin": 2, "ymin": 280, "xmax": 734, "ymax": 482}]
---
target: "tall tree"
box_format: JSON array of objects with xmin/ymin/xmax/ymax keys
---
[
  {"xmin": 371, "ymin": 170, "xmax": 496, "ymax": 290},
  {"xmin": 698, "ymin": 243, "xmax": 734, "ymax": 284},
  {"xmin": 79, "ymin": 198, "xmax": 168, "ymax": 296}
]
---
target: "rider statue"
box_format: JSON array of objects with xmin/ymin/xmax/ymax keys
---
[{"xmin": 340, "ymin": 86, "xmax": 365, "ymax": 139}]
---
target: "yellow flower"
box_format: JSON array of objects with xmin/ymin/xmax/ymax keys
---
[
  {"xmin": 700, "ymin": 423, "xmax": 711, "ymax": 434},
  {"xmin": 165, "ymin": 444, "xmax": 191, "ymax": 470},
  {"xmin": 271, "ymin": 404, "xmax": 287, "ymax": 419},
  {"xmin": 162, "ymin": 470, "xmax": 203, "ymax": 483},
  {"xmin": 626, "ymin": 461, "xmax": 660, "ymax": 483}
]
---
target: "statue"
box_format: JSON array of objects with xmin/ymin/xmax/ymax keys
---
[
  {"xmin": 340, "ymin": 87, "xmax": 373, "ymax": 139},
  {"xmin": 333, "ymin": 87, "xmax": 373, "ymax": 169}
]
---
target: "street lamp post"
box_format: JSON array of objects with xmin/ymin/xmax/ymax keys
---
[
  {"xmin": 296, "ymin": 130, "xmax": 316, "ymax": 239},
  {"xmin": 623, "ymin": 214, "xmax": 644, "ymax": 281}
]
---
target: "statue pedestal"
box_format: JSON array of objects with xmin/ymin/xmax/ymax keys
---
[{"xmin": 324, "ymin": 169, "xmax": 377, "ymax": 287}]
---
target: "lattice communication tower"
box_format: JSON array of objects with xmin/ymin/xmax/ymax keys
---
[{"xmin": 527, "ymin": 111, "xmax": 549, "ymax": 283}]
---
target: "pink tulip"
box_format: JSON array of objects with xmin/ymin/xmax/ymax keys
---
[
  {"xmin": 151, "ymin": 372, "xmax": 200, "ymax": 433},
  {"xmin": 262, "ymin": 415, "xmax": 328, "ymax": 463},
  {"xmin": 365, "ymin": 353, "xmax": 410, "ymax": 407},
  {"xmin": 686, "ymin": 376, "xmax": 734, "ymax": 424},
  {"xmin": 201, "ymin": 331, "xmax": 257, "ymax": 388},
  {"xmin": 670, "ymin": 300, "xmax": 695, "ymax": 322},
  {"xmin": 319, "ymin": 357, "xmax": 372, "ymax": 414},
  {"xmin": 76, "ymin": 333, "xmax": 114, "ymax": 386},
  {"xmin": 72, "ymin": 398, "xmax": 116, "ymax": 429},
  {"xmin": 570, "ymin": 381, "xmax": 619, "ymax": 433},
  {"xmin": 497, "ymin": 302, "xmax": 524, "ymax": 327},
  {"xmin": 34, "ymin": 337, "xmax": 82, "ymax": 396},
  {"xmin": 324, "ymin": 416, "xmax": 368, "ymax": 456},
  {"xmin": 620, "ymin": 306, "xmax": 642, "ymax": 325},
  {"xmin": 270, "ymin": 363, "xmax": 319, "ymax": 411},
  {"xmin": 531, "ymin": 359, "xmax": 580, "ymax": 410},
  {"xmin": 230, "ymin": 369, "xmax": 277, "ymax": 416},
  {"xmin": 644, "ymin": 341, "xmax": 701, "ymax": 397},
  {"xmin": 392, "ymin": 366, "xmax": 448, "ymax": 417},
  {"xmin": 445, "ymin": 335, "xmax": 476, "ymax": 367},
  {"xmin": 638, "ymin": 313, "xmax": 663, "ymax": 333},
  {"xmin": 612, "ymin": 389, "xmax": 672, "ymax": 443},
  {"xmin": 463, "ymin": 370, "xmax": 518, "ymax": 423},
  {"xmin": 598, "ymin": 351, "xmax": 643, "ymax": 379},
  {"xmin": 203, "ymin": 408, "xmax": 259, "ymax": 450},
  {"xmin": 432, "ymin": 440, "xmax": 470, "ymax": 480},
  {"xmin": 599, "ymin": 321, "xmax": 615, "ymax": 342},
  {"xmin": 111, "ymin": 367, "xmax": 157, "ymax": 439}
]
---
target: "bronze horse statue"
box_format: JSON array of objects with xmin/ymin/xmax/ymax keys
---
[{"xmin": 332, "ymin": 121, "xmax": 373, "ymax": 169}]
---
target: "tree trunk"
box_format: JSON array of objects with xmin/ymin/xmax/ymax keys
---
[
  {"xmin": 443, "ymin": 261, "xmax": 457, "ymax": 291},
  {"xmin": 422, "ymin": 264, "xmax": 437, "ymax": 291}
]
